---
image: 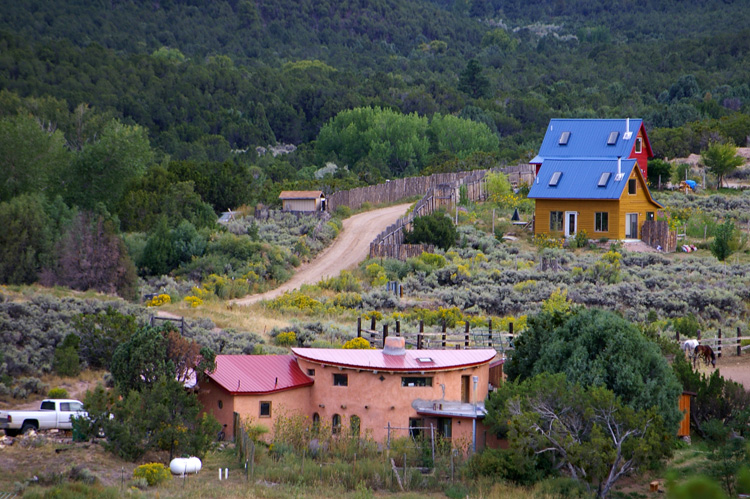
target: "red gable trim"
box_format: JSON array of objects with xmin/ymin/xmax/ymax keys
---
[{"xmin": 291, "ymin": 348, "xmax": 497, "ymax": 372}]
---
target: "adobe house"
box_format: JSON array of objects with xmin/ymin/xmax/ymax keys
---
[
  {"xmin": 528, "ymin": 157, "xmax": 663, "ymax": 240},
  {"xmin": 530, "ymin": 118, "xmax": 653, "ymax": 178},
  {"xmin": 278, "ymin": 190, "xmax": 326, "ymax": 212},
  {"xmin": 197, "ymin": 337, "xmax": 501, "ymax": 452}
]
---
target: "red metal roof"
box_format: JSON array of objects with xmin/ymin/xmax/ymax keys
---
[
  {"xmin": 207, "ymin": 355, "xmax": 313, "ymax": 395},
  {"xmin": 291, "ymin": 348, "xmax": 497, "ymax": 372}
]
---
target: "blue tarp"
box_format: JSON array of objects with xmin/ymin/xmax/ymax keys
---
[{"xmin": 685, "ymin": 180, "xmax": 697, "ymax": 190}]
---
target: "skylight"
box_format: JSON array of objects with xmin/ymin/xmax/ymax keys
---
[
  {"xmin": 417, "ymin": 357, "xmax": 433, "ymax": 363},
  {"xmin": 598, "ymin": 172, "xmax": 611, "ymax": 187},
  {"xmin": 607, "ymin": 131, "xmax": 619, "ymax": 145},
  {"xmin": 558, "ymin": 131, "xmax": 571, "ymax": 145},
  {"xmin": 549, "ymin": 171, "xmax": 562, "ymax": 186}
]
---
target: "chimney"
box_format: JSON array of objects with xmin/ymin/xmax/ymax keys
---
[
  {"xmin": 624, "ymin": 118, "xmax": 633, "ymax": 140},
  {"xmin": 383, "ymin": 336, "xmax": 406, "ymax": 356},
  {"xmin": 618, "ymin": 156, "xmax": 622, "ymax": 176}
]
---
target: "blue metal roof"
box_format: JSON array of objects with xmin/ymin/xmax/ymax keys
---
[
  {"xmin": 533, "ymin": 119, "xmax": 643, "ymax": 163},
  {"xmin": 528, "ymin": 159, "xmax": 636, "ymax": 200}
]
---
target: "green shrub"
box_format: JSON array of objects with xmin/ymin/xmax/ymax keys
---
[
  {"xmin": 574, "ymin": 229, "xmax": 589, "ymax": 249},
  {"xmin": 132, "ymin": 463, "xmax": 171, "ymax": 486},
  {"xmin": 48, "ymin": 387, "xmax": 69, "ymax": 399}
]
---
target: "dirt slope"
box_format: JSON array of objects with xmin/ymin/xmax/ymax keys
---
[{"xmin": 231, "ymin": 203, "xmax": 412, "ymax": 306}]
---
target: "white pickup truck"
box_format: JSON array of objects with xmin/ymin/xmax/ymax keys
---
[{"xmin": 0, "ymin": 399, "xmax": 87, "ymax": 437}]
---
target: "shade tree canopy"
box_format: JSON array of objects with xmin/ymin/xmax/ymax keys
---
[{"xmin": 502, "ymin": 307, "xmax": 683, "ymax": 432}]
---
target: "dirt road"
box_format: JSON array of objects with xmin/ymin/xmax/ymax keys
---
[{"xmin": 232, "ymin": 203, "xmax": 412, "ymax": 306}]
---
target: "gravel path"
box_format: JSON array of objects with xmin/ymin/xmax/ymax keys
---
[{"xmin": 231, "ymin": 203, "xmax": 412, "ymax": 306}]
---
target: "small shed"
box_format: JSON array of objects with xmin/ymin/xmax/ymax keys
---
[
  {"xmin": 278, "ymin": 191, "xmax": 326, "ymax": 212},
  {"xmin": 678, "ymin": 391, "xmax": 696, "ymax": 437}
]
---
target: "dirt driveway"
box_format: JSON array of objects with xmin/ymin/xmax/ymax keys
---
[{"xmin": 232, "ymin": 203, "xmax": 412, "ymax": 306}]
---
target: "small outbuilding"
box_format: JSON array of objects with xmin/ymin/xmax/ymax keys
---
[{"xmin": 278, "ymin": 191, "xmax": 326, "ymax": 212}]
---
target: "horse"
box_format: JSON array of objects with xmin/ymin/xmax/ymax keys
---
[
  {"xmin": 683, "ymin": 339, "xmax": 699, "ymax": 361},
  {"xmin": 694, "ymin": 344, "xmax": 716, "ymax": 368}
]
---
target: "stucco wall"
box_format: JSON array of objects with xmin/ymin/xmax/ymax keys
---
[
  {"xmin": 296, "ymin": 358, "xmax": 490, "ymax": 444},
  {"xmin": 197, "ymin": 377, "xmax": 312, "ymax": 441}
]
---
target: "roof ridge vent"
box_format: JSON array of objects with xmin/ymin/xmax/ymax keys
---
[{"xmin": 383, "ymin": 336, "xmax": 406, "ymax": 356}]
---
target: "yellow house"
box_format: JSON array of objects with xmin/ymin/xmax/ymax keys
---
[{"xmin": 528, "ymin": 158, "xmax": 662, "ymax": 240}]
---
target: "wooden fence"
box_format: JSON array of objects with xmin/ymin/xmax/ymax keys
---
[
  {"xmin": 677, "ymin": 327, "xmax": 750, "ymax": 358},
  {"xmin": 355, "ymin": 316, "xmax": 517, "ymax": 355},
  {"xmin": 642, "ymin": 219, "xmax": 677, "ymax": 253},
  {"xmin": 326, "ymin": 170, "xmax": 489, "ymax": 213},
  {"xmin": 368, "ymin": 169, "xmax": 491, "ymax": 259}
]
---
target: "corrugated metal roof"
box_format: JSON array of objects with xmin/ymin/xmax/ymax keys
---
[
  {"xmin": 278, "ymin": 191, "xmax": 324, "ymax": 199},
  {"xmin": 291, "ymin": 348, "xmax": 497, "ymax": 371},
  {"xmin": 528, "ymin": 159, "xmax": 635, "ymax": 200},
  {"xmin": 534, "ymin": 119, "xmax": 643, "ymax": 163},
  {"xmin": 207, "ymin": 355, "xmax": 313, "ymax": 394}
]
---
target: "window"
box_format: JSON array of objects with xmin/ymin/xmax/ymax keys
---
[
  {"xmin": 597, "ymin": 172, "xmax": 611, "ymax": 187},
  {"xmin": 409, "ymin": 418, "xmax": 423, "ymax": 438},
  {"xmin": 60, "ymin": 403, "xmax": 71, "ymax": 411},
  {"xmin": 69, "ymin": 402, "xmax": 83, "ymax": 412},
  {"xmin": 607, "ymin": 131, "xmax": 619, "ymax": 145},
  {"xmin": 550, "ymin": 211, "xmax": 563, "ymax": 232},
  {"xmin": 333, "ymin": 373, "xmax": 348, "ymax": 386},
  {"xmin": 41, "ymin": 401, "xmax": 55, "ymax": 410},
  {"xmin": 350, "ymin": 415, "xmax": 361, "ymax": 437},
  {"xmin": 628, "ymin": 178, "xmax": 637, "ymax": 195},
  {"xmin": 332, "ymin": 414, "xmax": 341, "ymax": 434},
  {"xmin": 646, "ymin": 211, "xmax": 655, "ymax": 221},
  {"xmin": 558, "ymin": 131, "xmax": 571, "ymax": 145},
  {"xmin": 307, "ymin": 369, "xmax": 315, "ymax": 376},
  {"xmin": 438, "ymin": 418, "xmax": 452, "ymax": 439},
  {"xmin": 260, "ymin": 401, "xmax": 271, "ymax": 418},
  {"xmin": 595, "ymin": 212, "xmax": 609, "ymax": 232},
  {"xmin": 635, "ymin": 137, "xmax": 642, "ymax": 153},
  {"xmin": 549, "ymin": 171, "xmax": 562, "ymax": 186},
  {"xmin": 218, "ymin": 400, "xmax": 223, "ymax": 409},
  {"xmin": 401, "ymin": 377, "xmax": 433, "ymax": 387},
  {"xmin": 312, "ymin": 413, "xmax": 320, "ymax": 433}
]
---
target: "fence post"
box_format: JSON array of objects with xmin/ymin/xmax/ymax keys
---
[
  {"xmin": 430, "ymin": 424, "xmax": 435, "ymax": 465},
  {"xmin": 357, "ymin": 317, "xmax": 362, "ymax": 338},
  {"xmin": 488, "ymin": 319, "xmax": 493, "ymax": 348},
  {"xmin": 508, "ymin": 322, "xmax": 514, "ymax": 348},
  {"xmin": 418, "ymin": 320, "xmax": 424, "ymax": 349},
  {"xmin": 465, "ymin": 322, "xmax": 470, "ymax": 348},
  {"xmin": 675, "ymin": 330, "xmax": 680, "ymax": 343},
  {"xmin": 442, "ymin": 320, "xmax": 447, "ymax": 349},
  {"xmin": 718, "ymin": 329, "xmax": 722, "ymax": 358},
  {"xmin": 396, "ymin": 320, "xmax": 401, "ymax": 337},
  {"xmin": 383, "ymin": 324, "xmax": 389, "ymax": 348},
  {"xmin": 738, "ymin": 327, "xmax": 742, "ymax": 356},
  {"xmin": 371, "ymin": 316, "xmax": 376, "ymax": 332}
]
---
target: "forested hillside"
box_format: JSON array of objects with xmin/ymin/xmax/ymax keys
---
[{"xmin": 1, "ymin": 0, "xmax": 750, "ymax": 297}]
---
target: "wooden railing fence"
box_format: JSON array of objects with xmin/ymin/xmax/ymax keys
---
[
  {"xmin": 677, "ymin": 327, "xmax": 750, "ymax": 358},
  {"xmin": 355, "ymin": 316, "xmax": 516, "ymax": 355}
]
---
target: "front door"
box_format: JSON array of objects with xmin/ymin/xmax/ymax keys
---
[
  {"xmin": 564, "ymin": 211, "xmax": 578, "ymax": 237},
  {"xmin": 626, "ymin": 213, "xmax": 638, "ymax": 239},
  {"xmin": 461, "ymin": 375, "xmax": 470, "ymax": 403}
]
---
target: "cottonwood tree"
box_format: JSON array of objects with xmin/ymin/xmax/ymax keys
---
[
  {"xmin": 702, "ymin": 142, "xmax": 744, "ymax": 189},
  {"xmin": 491, "ymin": 373, "xmax": 672, "ymax": 498}
]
